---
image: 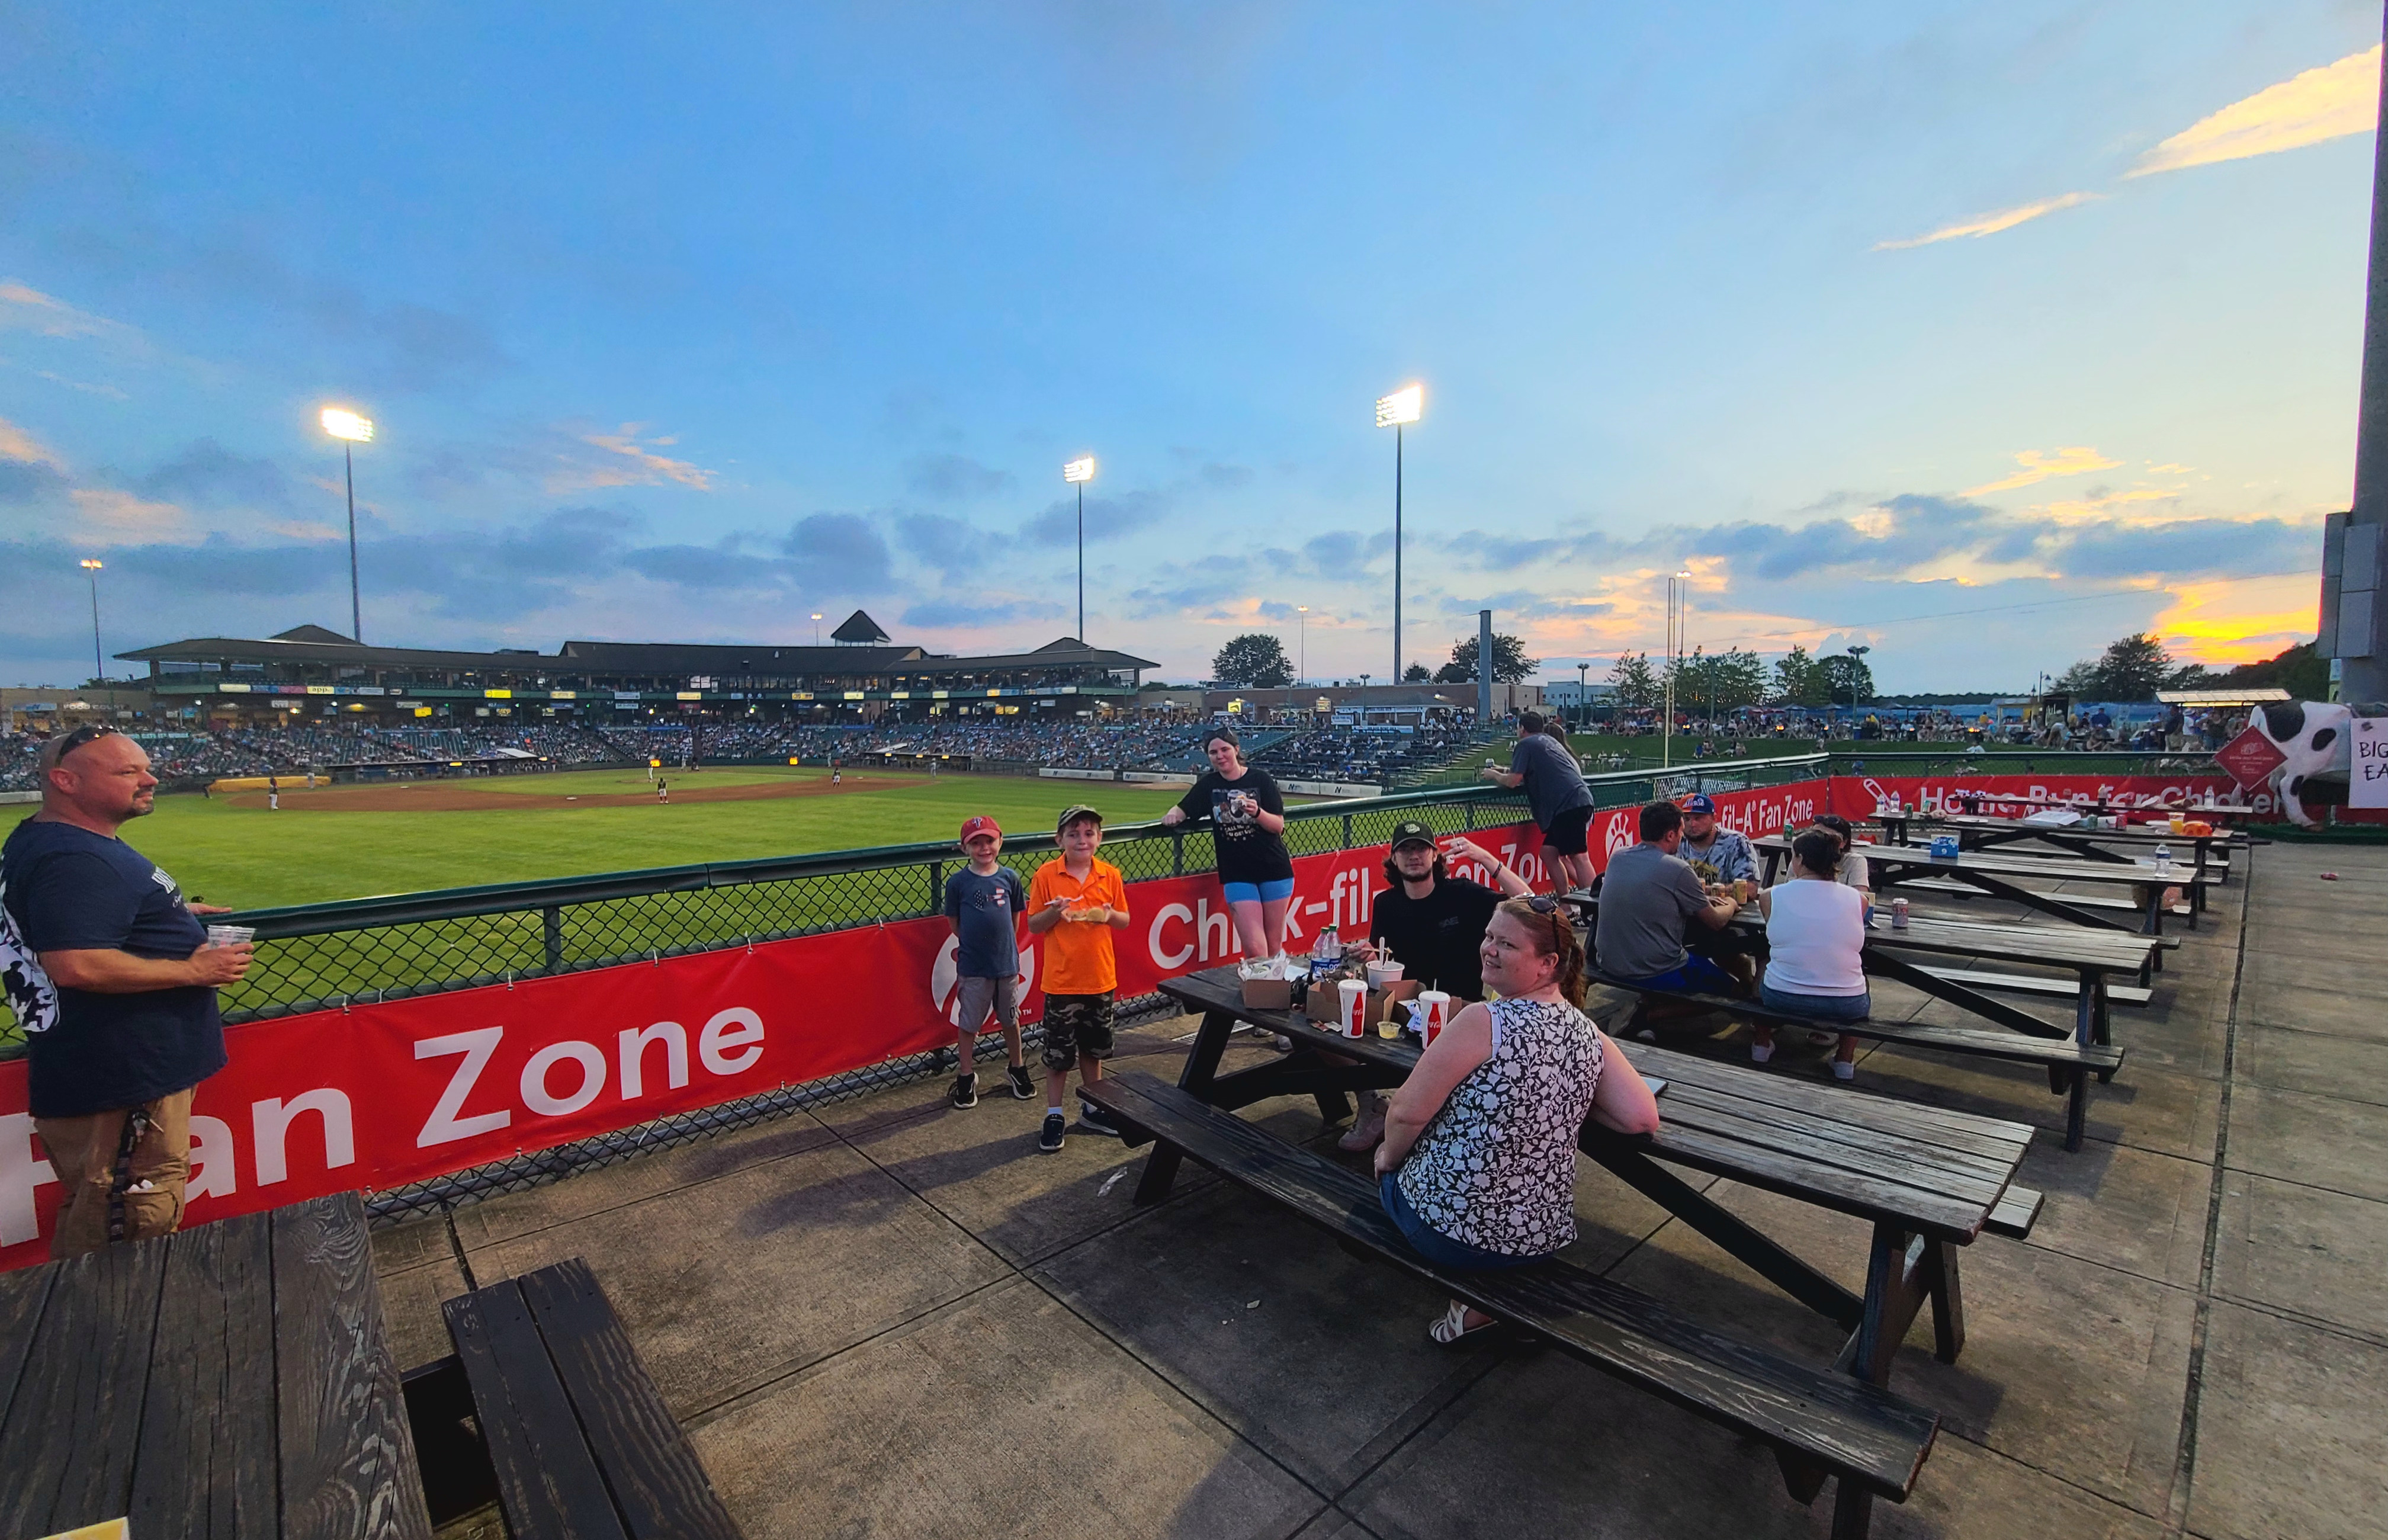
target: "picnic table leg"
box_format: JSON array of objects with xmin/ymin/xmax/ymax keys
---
[
  {"xmin": 1595, "ymin": 1146, "xmax": 1864, "ymax": 1329},
  {"xmin": 1138, "ymin": 1006, "xmax": 1240, "ymax": 1205},
  {"xmin": 1829, "ymin": 1481, "xmax": 1876, "ymax": 1540},
  {"xmin": 2063, "ymin": 1067, "xmax": 2087, "ymax": 1151},
  {"xmin": 1922, "ymin": 1239, "xmax": 1965, "ymax": 1363},
  {"xmin": 1837, "ymin": 1221, "xmax": 1931, "ymax": 1388}
]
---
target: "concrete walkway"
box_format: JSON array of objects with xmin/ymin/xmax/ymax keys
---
[{"xmin": 375, "ymin": 842, "xmax": 2388, "ymax": 1539}]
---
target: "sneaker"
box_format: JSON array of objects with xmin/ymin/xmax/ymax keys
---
[
  {"xmin": 1831, "ymin": 1060, "xmax": 1856, "ymax": 1082},
  {"xmin": 948, "ymin": 1074, "xmax": 978, "ymax": 1109},
  {"xmin": 1006, "ymin": 1064, "xmax": 1036, "ymax": 1101},
  {"xmin": 1039, "ymin": 1112, "xmax": 1066, "ymax": 1153},
  {"xmin": 1749, "ymin": 1042, "xmax": 1773, "ymax": 1064},
  {"xmin": 1077, "ymin": 1101, "xmax": 1121, "ymax": 1138}
]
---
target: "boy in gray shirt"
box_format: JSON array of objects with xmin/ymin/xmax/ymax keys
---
[{"xmin": 941, "ymin": 816, "xmax": 1035, "ymax": 1107}]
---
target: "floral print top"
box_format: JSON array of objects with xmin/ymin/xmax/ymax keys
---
[{"xmin": 1397, "ymin": 995, "xmax": 1604, "ymax": 1257}]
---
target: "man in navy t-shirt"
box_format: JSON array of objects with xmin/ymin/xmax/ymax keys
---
[{"xmin": 0, "ymin": 727, "xmax": 250, "ymax": 1258}]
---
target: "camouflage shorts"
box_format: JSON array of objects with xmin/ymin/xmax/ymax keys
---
[{"xmin": 1039, "ymin": 992, "xmax": 1116, "ymax": 1070}]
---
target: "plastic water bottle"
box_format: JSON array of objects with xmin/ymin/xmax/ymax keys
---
[
  {"xmin": 1309, "ymin": 925, "xmax": 1340, "ymax": 979},
  {"xmin": 2154, "ymin": 843, "xmax": 2173, "ymax": 876}
]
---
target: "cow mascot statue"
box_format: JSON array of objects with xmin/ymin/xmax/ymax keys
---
[{"xmin": 2251, "ymin": 701, "xmax": 2388, "ymax": 827}]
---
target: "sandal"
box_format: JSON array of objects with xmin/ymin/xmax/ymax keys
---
[{"xmin": 1429, "ymin": 1300, "xmax": 1497, "ymax": 1346}]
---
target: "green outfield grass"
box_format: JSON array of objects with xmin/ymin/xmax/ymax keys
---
[{"xmin": 0, "ymin": 767, "xmax": 1196, "ymax": 909}]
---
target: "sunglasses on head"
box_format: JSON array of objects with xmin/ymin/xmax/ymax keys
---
[
  {"xmin": 52, "ymin": 724, "xmax": 119, "ymax": 758},
  {"xmin": 1524, "ymin": 894, "xmax": 1561, "ymax": 915}
]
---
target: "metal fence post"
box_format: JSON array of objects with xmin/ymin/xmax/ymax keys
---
[
  {"xmin": 1341, "ymin": 813, "xmax": 1353, "ymax": 849},
  {"xmin": 1465, "ymin": 801, "xmax": 1477, "ymax": 830},
  {"xmin": 1172, "ymin": 832, "xmax": 1183, "ymax": 875},
  {"xmin": 928, "ymin": 860, "xmax": 943, "ymax": 917},
  {"xmin": 542, "ymin": 906, "xmax": 563, "ymax": 973}
]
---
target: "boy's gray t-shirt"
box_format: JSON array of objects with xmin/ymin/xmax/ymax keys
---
[
  {"xmin": 1508, "ymin": 733, "xmax": 1593, "ymax": 826},
  {"xmin": 942, "ymin": 865, "xmax": 1026, "ymax": 978},
  {"xmin": 1594, "ymin": 842, "xmax": 1710, "ymax": 979}
]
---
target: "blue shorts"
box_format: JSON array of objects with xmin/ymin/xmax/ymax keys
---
[
  {"xmin": 1379, "ymin": 1173, "xmax": 1545, "ymax": 1272},
  {"xmin": 1219, "ymin": 878, "xmax": 1295, "ymax": 905},
  {"xmin": 1758, "ymin": 983, "xmax": 1871, "ymax": 1022},
  {"xmin": 1620, "ymin": 955, "xmax": 1736, "ymax": 995}
]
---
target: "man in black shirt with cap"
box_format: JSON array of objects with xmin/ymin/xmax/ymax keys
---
[{"xmin": 1339, "ymin": 822, "xmax": 1533, "ymax": 1154}]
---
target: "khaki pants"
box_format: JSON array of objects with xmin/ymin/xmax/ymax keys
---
[{"xmin": 36, "ymin": 1089, "xmax": 195, "ymax": 1260}]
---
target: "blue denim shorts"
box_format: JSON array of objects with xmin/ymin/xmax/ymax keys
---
[
  {"xmin": 1379, "ymin": 1173, "xmax": 1545, "ymax": 1272},
  {"xmin": 1622, "ymin": 955, "xmax": 1735, "ymax": 995},
  {"xmin": 1220, "ymin": 877, "xmax": 1296, "ymax": 905},
  {"xmin": 1758, "ymin": 983, "xmax": 1871, "ymax": 1022}
]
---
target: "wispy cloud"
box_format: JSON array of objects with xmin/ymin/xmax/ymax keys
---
[
  {"xmin": 555, "ymin": 425, "xmax": 715, "ymax": 492},
  {"xmin": 0, "ymin": 416, "xmax": 63, "ymax": 469},
  {"xmin": 2129, "ymin": 45, "xmax": 2381, "ymax": 179},
  {"xmin": 1874, "ymin": 192, "xmax": 2101, "ymax": 251},
  {"xmin": 0, "ymin": 281, "xmax": 136, "ymax": 342},
  {"xmin": 1963, "ymin": 446, "xmax": 2121, "ymax": 495}
]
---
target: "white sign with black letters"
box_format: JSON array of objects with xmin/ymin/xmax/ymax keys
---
[{"xmin": 2354, "ymin": 716, "xmax": 2388, "ymax": 810}]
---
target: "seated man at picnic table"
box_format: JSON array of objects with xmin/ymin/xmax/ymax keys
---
[
  {"xmin": 1675, "ymin": 793, "xmax": 1757, "ymax": 886},
  {"xmin": 1375, "ymin": 896, "xmax": 1661, "ymax": 1345},
  {"xmin": 1337, "ymin": 821, "xmax": 1533, "ymax": 1154},
  {"xmin": 1593, "ymin": 800, "xmax": 1745, "ymax": 994}
]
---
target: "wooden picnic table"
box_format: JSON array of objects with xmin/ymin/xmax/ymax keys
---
[
  {"xmin": 1879, "ymin": 810, "xmax": 2242, "ymax": 910},
  {"xmin": 1154, "ymin": 965, "xmax": 2040, "ymax": 1388},
  {"xmin": 1756, "ymin": 835, "xmax": 2218, "ymax": 936},
  {"xmin": 1564, "ymin": 886, "xmax": 2159, "ymax": 1054},
  {"xmin": 0, "ymin": 1192, "xmax": 431, "ymax": 1539}
]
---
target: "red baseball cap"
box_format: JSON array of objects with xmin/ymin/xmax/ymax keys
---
[{"xmin": 959, "ymin": 816, "xmax": 1003, "ymax": 843}]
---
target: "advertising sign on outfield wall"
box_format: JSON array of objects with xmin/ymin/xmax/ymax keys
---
[{"xmin": 0, "ymin": 778, "xmax": 1828, "ymax": 1268}]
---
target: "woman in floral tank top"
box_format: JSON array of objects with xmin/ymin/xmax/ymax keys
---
[{"xmin": 1375, "ymin": 896, "xmax": 1662, "ymax": 1345}]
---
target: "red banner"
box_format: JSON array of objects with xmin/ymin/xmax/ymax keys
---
[
  {"xmin": 0, "ymin": 781, "xmax": 1847, "ymax": 1268},
  {"xmin": 1823, "ymin": 771, "xmax": 2261, "ymax": 821}
]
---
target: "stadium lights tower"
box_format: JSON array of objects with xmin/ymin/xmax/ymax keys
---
[
  {"xmin": 1663, "ymin": 568, "xmax": 1690, "ymax": 767},
  {"xmin": 1064, "ymin": 455, "xmax": 1096, "ymax": 641},
  {"xmin": 1297, "ymin": 605, "xmax": 1309, "ymax": 684},
  {"xmin": 79, "ymin": 559, "xmax": 103, "ymax": 684},
  {"xmin": 320, "ymin": 408, "xmax": 374, "ymax": 642},
  {"xmin": 1847, "ymin": 644, "xmax": 1872, "ymax": 726},
  {"xmin": 1375, "ymin": 384, "xmax": 1423, "ymax": 684},
  {"xmin": 811, "ymin": 611, "xmax": 824, "ymax": 646}
]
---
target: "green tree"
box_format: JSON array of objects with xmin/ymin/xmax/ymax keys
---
[
  {"xmin": 2055, "ymin": 633, "xmax": 2178, "ymax": 702},
  {"xmin": 1402, "ymin": 662, "xmax": 1431, "ymax": 683},
  {"xmin": 1211, "ymin": 633, "xmax": 1294, "ymax": 688},
  {"xmin": 1818, "ymin": 652, "xmax": 1875, "ymax": 708},
  {"xmin": 1771, "ymin": 645, "xmax": 1834, "ymax": 707},
  {"xmin": 1609, "ymin": 651, "xmax": 1660, "ymax": 708},
  {"xmin": 1668, "ymin": 647, "xmax": 1768, "ymax": 715},
  {"xmin": 2215, "ymin": 640, "xmax": 2329, "ymax": 700},
  {"xmin": 1435, "ymin": 633, "xmax": 1538, "ymax": 684}
]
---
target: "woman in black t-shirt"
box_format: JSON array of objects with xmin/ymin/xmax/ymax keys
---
[{"xmin": 1159, "ymin": 727, "xmax": 1294, "ymax": 958}]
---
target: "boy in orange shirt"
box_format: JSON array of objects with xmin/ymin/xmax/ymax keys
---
[{"xmin": 1025, "ymin": 804, "xmax": 1131, "ymax": 1153}]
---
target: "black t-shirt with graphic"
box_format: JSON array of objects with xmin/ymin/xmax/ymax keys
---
[
  {"xmin": 1176, "ymin": 768, "xmax": 1294, "ymax": 887},
  {"xmin": 1, "ymin": 819, "xmax": 227, "ymax": 1119},
  {"xmin": 1369, "ymin": 877, "xmax": 1503, "ymax": 1000}
]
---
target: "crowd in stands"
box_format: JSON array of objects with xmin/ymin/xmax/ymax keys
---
[
  {"xmin": 657, "ymin": 718, "xmax": 1212, "ymax": 771},
  {"xmin": 1250, "ymin": 724, "xmax": 1480, "ymax": 784}
]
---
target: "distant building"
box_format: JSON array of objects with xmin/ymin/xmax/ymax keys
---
[{"xmin": 1540, "ymin": 679, "xmax": 1617, "ymax": 709}]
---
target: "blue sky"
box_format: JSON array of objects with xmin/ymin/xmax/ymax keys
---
[{"xmin": 1, "ymin": 2, "xmax": 2379, "ymax": 690}]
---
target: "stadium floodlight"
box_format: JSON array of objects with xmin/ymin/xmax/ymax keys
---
[
  {"xmin": 1064, "ymin": 456, "xmax": 1097, "ymax": 642},
  {"xmin": 811, "ymin": 611, "xmax": 824, "ymax": 645},
  {"xmin": 320, "ymin": 406, "xmax": 375, "ymax": 642},
  {"xmin": 1297, "ymin": 605, "xmax": 1309, "ymax": 684},
  {"xmin": 1375, "ymin": 383, "xmax": 1424, "ymax": 682},
  {"xmin": 79, "ymin": 559, "xmax": 103, "ymax": 686}
]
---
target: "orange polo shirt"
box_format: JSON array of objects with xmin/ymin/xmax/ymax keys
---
[{"xmin": 1029, "ymin": 857, "xmax": 1128, "ymax": 996}]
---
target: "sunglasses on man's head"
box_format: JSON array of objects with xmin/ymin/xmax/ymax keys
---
[{"xmin": 52, "ymin": 724, "xmax": 119, "ymax": 757}]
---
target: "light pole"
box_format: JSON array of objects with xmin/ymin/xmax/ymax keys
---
[
  {"xmin": 1375, "ymin": 384, "xmax": 1423, "ymax": 683},
  {"xmin": 1846, "ymin": 644, "xmax": 1872, "ymax": 733},
  {"xmin": 79, "ymin": 559, "xmax": 103, "ymax": 685},
  {"xmin": 1663, "ymin": 569, "xmax": 1690, "ymax": 766},
  {"xmin": 1359, "ymin": 672, "xmax": 1372, "ymax": 726},
  {"xmin": 1576, "ymin": 661, "xmax": 1589, "ymax": 727},
  {"xmin": 811, "ymin": 611, "xmax": 824, "ymax": 646},
  {"xmin": 1064, "ymin": 455, "xmax": 1096, "ymax": 641},
  {"xmin": 321, "ymin": 408, "xmax": 374, "ymax": 642},
  {"xmin": 1297, "ymin": 606, "xmax": 1309, "ymax": 684}
]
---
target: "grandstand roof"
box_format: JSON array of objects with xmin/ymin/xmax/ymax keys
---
[
  {"xmin": 832, "ymin": 609, "xmax": 891, "ymax": 644},
  {"xmin": 121, "ymin": 630, "xmax": 1157, "ymax": 676}
]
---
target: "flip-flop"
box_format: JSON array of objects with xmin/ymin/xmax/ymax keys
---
[{"xmin": 1429, "ymin": 1300, "xmax": 1498, "ymax": 1346}]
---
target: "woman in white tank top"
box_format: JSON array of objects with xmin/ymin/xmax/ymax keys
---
[{"xmin": 1751, "ymin": 827, "xmax": 1870, "ymax": 1081}]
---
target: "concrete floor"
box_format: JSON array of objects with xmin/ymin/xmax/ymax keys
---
[{"xmin": 375, "ymin": 842, "xmax": 2388, "ymax": 1540}]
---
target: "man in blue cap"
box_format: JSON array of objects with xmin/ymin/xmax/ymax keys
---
[{"xmin": 1676, "ymin": 794, "xmax": 1757, "ymax": 887}]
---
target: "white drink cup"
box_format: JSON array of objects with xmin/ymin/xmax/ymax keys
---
[
  {"xmin": 1338, "ymin": 978, "xmax": 1368, "ymax": 1040},
  {"xmin": 206, "ymin": 925, "xmax": 255, "ymax": 948},
  {"xmin": 1417, "ymin": 990, "xmax": 1452, "ymax": 1046},
  {"xmin": 1365, "ymin": 960, "xmax": 1404, "ymax": 990}
]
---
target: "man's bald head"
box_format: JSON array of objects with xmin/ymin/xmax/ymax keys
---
[{"xmin": 39, "ymin": 727, "xmax": 158, "ymax": 833}]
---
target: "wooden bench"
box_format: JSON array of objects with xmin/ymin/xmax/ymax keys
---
[
  {"xmin": 1081, "ymin": 1070, "xmax": 1940, "ymax": 1540},
  {"xmin": 1589, "ymin": 968, "xmax": 2124, "ymax": 1151},
  {"xmin": 439, "ymin": 1257, "xmax": 742, "ymax": 1540}
]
